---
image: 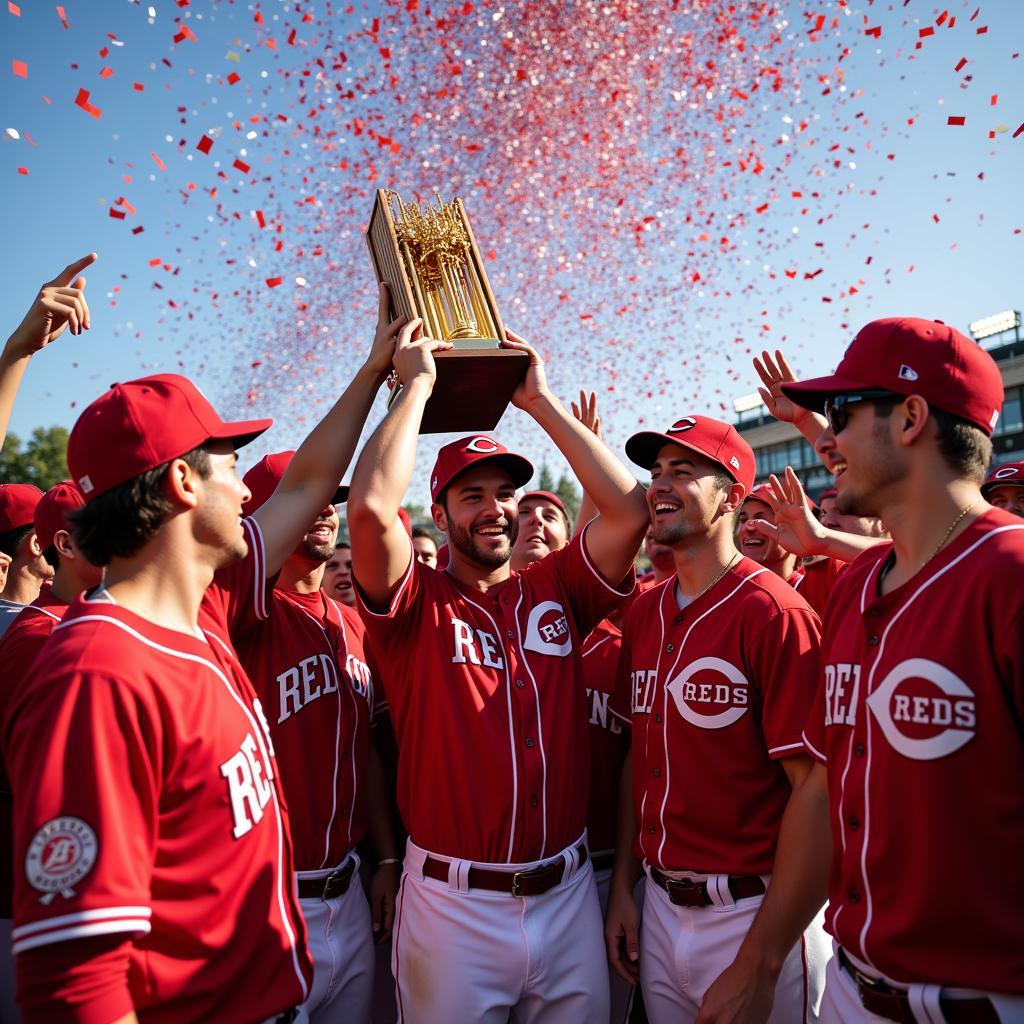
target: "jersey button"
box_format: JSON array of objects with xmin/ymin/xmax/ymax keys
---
[
  {"xmin": 530, "ymin": 795, "xmax": 538, "ymax": 808},
  {"xmin": 652, "ymin": 768, "xmax": 661, "ymax": 778},
  {"xmin": 525, "ymin": 737, "xmax": 535, "ymax": 748},
  {"xmin": 868, "ymin": 635, "xmax": 880, "ymax": 647},
  {"xmin": 647, "ymin": 825, "xmax": 656, "ymax": 835},
  {"xmin": 507, "ymin": 629, "xmax": 515, "ymax": 639},
  {"xmin": 849, "ymin": 816, "xmax": 860, "ymax": 831},
  {"xmin": 848, "ymin": 889, "xmax": 860, "ymax": 903},
  {"xmin": 854, "ymin": 743, "xmax": 865, "ymax": 757},
  {"xmin": 675, "ymin": 615, "xmax": 684, "ymax": 625},
  {"xmin": 654, "ymin": 714, "xmax": 663, "ymax": 724},
  {"xmin": 515, "ymin": 678, "xmax": 525, "ymax": 689},
  {"xmin": 666, "ymin": 643, "xmax": 674, "ymax": 652}
]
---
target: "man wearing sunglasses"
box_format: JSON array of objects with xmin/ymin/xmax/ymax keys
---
[{"xmin": 698, "ymin": 317, "xmax": 1024, "ymax": 1023}]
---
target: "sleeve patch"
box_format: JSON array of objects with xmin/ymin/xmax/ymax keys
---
[{"xmin": 25, "ymin": 817, "xmax": 98, "ymax": 904}]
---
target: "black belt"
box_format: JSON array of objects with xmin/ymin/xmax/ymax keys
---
[
  {"xmin": 838, "ymin": 948, "xmax": 1000, "ymax": 1024},
  {"xmin": 650, "ymin": 867, "xmax": 765, "ymax": 908},
  {"xmin": 591, "ymin": 851, "xmax": 614, "ymax": 873},
  {"xmin": 297, "ymin": 857, "xmax": 356, "ymax": 900},
  {"xmin": 423, "ymin": 843, "xmax": 588, "ymax": 897}
]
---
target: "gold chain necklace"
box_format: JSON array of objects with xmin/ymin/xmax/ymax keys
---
[
  {"xmin": 682, "ymin": 553, "xmax": 739, "ymax": 605},
  {"xmin": 879, "ymin": 498, "xmax": 979, "ymax": 590}
]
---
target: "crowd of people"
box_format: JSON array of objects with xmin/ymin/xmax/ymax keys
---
[{"xmin": 0, "ymin": 253, "xmax": 1021, "ymax": 1024}]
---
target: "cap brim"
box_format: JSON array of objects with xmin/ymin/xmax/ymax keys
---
[
  {"xmin": 210, "ymin": 417, "xmax": 273, "ymax": 450},
  {"xmin": 780, "ymin": 373, "xmax": 874, "ymax": 414},
  {"xmin": 333, "ymin": 485, "xmax": 350, "ymax": 506}
]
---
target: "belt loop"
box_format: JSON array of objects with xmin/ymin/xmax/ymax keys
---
[
  {"xmin": 348, "ymin": 849, "xmax": 361, "ymax": 875},
  {"xmin": 559, "ymin": 844, "xmax": 577, "ymax": 885},
  {"xmin": 908, "ymin": 984, "xmax": 949, "ymax": 1024},
  {"xmin": 707, "ymin": 874, "xmax": 733, "ymax": 908},
  {"xmin": 447, "ymin": 857, "xmax": 471, "ymax": 893}
]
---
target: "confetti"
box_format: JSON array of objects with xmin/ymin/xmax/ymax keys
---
[
  {"xmin": 8, "ymin": 2, "xmax": 20, "ymax": 15},
  {"xmin": 11, "ymin": 59, "xmax": 26, "ymax": 78},
  {"xmin": 265, "ymin": 276, "xmax": 283, "ymax": 288},
  {"xmin": 947, "ymin": 115, "xmax": 966, "ymax": 126},
  {"xmin": 196, "ymin": 134, "xmax": 213, "ymax": 154},
  {"xmin": 73, "ymin": 87, "xmax": 101, "ymax": 118},
  {"xmin": 55, "ymin": 4, "xmax": 67, "ymax": 28}
]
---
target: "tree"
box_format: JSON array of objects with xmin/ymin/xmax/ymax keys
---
[
  {"xmin": 554, "ymin": 472, "xmax": 581, "ymax": 524},
  {"xmin": 0, "ymin": 426, "xmax": 69, "ymax": 490},
  {"xmin": 536, "ymin": 463, "xmax": 556, "ymax": 492}
]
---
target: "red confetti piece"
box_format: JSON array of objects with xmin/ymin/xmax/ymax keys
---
[
  {"xmin": 918, "ymin": 27, "xmax": 934, "ymax": 38},
  {"xmin": 991, "ymin": 95, "xmax": 998, "ymax": 106},
  {"xmin": 98, "ymin": 47, "xmax": 109, "ymax": 59},
  {"xmin": 265, "ymin": 276, "xmax": 283, "ymax": 288},
  {"xmin": 255, "ymin": 210, "xmax": 266, "ymax": 228},
  {"xmin": 954, "ymin": 58, "xmax": 967, "ymax": 72},
  {"xmin": 148, "ymin": 258, "xmax": 162, "ymax": 267},
  {"xmin": 976, "ymin": 26, "xmax": 988, "ymax": 34},
  {"xmin": 132, "ymin": 226, "xmax": 144, "ymax": 235},
  {"xmin": 11, "ymin": 59, "xmax": 26, "ymax": 78},
  {"xmin": 969, "ymin": 7, "xmax": 980, "ymax": 20},
  {"xmin": 233, "ymin": 158, "xmax": 250, "ymax": 173},
  {"xmin": 196, "ymin": 134, "xmax": 213, "ymax": 154},
  {"xmin": 936, "ymin": 10, "xmax": 948, "ymax": 26},
  {"xmin": 947, "ymin": 115, "xmax": 966, "ymax": 126},
  {"xmin": 16, "ymin": 166, "xmax": 27, "ymax": 175},
  {"xmin": 8, "ymin": 2, "xmax": 21, "ymax": 15},
  {"xmin": 99, "ymin": 66, "xmax": 114, "ymax": 78},
  {"xmin": 150, "ymin": 150, "xmax": 166, "ymax": 171},
  {"xmin": 1013, "ymin": 123, "xmax": 1024, "ymax": 139},
  {"xmin": 74, "ymin": 87, "xmax": 101, "ymax": 118},
  {"xmin": 133, "ymin": 82, "xmax": 144, "ymax": 91},
  {"xmin": 55, "ymin": 4, "xmax": 67, "ymax": 28},
  {"xmin": 227, "ymin": 71, "xmax": 240, "ymax": 85},
  {"xmin": 864, "ymin": 25, "xmax": 881, "ymax": 37},
  {"xmin": 109, "ymin": 208, "xmax": 126, "ymax": 219}
]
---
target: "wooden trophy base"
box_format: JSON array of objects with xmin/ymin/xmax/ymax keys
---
[{"xmin": 389, "ymin": 341, "xmax": 530, "ymax": 434}]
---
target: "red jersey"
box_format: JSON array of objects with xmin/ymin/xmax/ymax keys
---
[
  {"xmin": 356, "ymin": 526, "xmax": 631, "ymax": 863},
  {"xmin": 232, "ymin": 580, "xmax": 377, "ymax": 872},
  {"xmin": 5, "ymin": 575, "xmax": 312, "ymax": 1021},
  {"xmin": 622, "ymin": 559, "xmax": 821, "ymax": 875},
  {"xmin": 0, "ymin": 589, "xmax": 68, "ymax": 918},
  {"xmin": 792, "ymin": 556, "xmax": 844, "ymax": 618},
  {"xmin": 802, "ymin": 510, "xmax": 1024, "ymax": 992},
  {"xmin": 581, "ymin": 617, "xmax": 631, "ymax": 856}
]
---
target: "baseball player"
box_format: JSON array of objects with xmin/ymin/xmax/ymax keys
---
[
  {"xmin": 0, "ymin": 253, "xmax": 95, "ymax": 455},
  {"xmin": 411, "ymin": 526, "xmax": 439, "ymax": 567},
  {"xmin": 981, "ymin": 460, "xmax": 1024, "ymax": 517},
  {"xmin": 511, "ymin": 489, "xmax": 572, "ymax": 570},
  {"xmin": 767, "ymin": 318, "xmax": 1024, "ymax": 1022},
  {"xmin": 0, "ymin": 553, "xmax": 9, "ymax": 595},
  {"xmin": 322, "ymin": 541, "xmax": 356, "ymax": 606},
  {"xmin": 346, "ymin": 322, "xmax": 648, "ymax": 1023},
  {"xmin": 4, "ymin": 288, "xmax": 402, "ymax": 1019},
  {"xmin": 232, "ymin": 450, "xmax": 401, "ymax": 1024},
  {"xmin": 816, "ymin": 486, "xmax": 887, "ymax": 540},
  {"xmin": 604, "ymin": 414, "xmax": 830, "ymax": 1024},
  {"xmin": 736, "ymin": 483, "xmax": 804, "ymax": 585},
  {"xmin": 0, "ymin": 485, "xmax": 50, "ymax": 637}
]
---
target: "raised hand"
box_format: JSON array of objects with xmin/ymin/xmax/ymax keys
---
[
  {"xmin": 7, "ymin": 253, "xmax": 97, "ymax": 358},
  {"xmin": 571, "ymin": 389, "xmax": 602, "ymax": 439},
  {"xmin": 392, "ymin": 317, "xmax": 451, "ymax": 387},
  {"xmin": 366, "ymin": 282, "xmax": 409, "ymax": 380},
  {"xmin": 749, "ymin": 468, "xmax": 829, "ymax": 559},
  {"xmin": 752, "ymin": 349, "xmax": 811, "ymax": 427},
  {"xmin": 502, "ymin": 328, "xmax": 551, "ymax": 410}
]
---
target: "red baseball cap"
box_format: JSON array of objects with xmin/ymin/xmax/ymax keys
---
[
  {"xmin": 518, "ymin": 490, "xmax": 568, "ymax": 517},
  {"xmin": 626, "ymin": 416, "xmax": 756, "ymax": 495},
  {"xmin": 34, "ymin": 481, "xmax": 85, "ymax": 551},
  {"xmin": 429, "ymin": 435, "xmax": 533, "ymax": 504},
  {"xmin": 982, "ymin": 460, "xmax": 1024, "ymax": 496},
  {"xmin": 242, "ymin": 450, "xmax": 348, "ymax": 515},
  {"xmin": 744, "ymin": 482, "xmax": 814, "ymax": 511},
  {"xmin": 0, "ymin": 483, "xmax": 43, "ymax": 533},
  {"xmin": 817, "ymin": 487, "xmax": 838, "ymax": 502},
  {"xmin": 68, "ymin": 373, "xmax": 272, "ymax": 501},
  {"xmin": 782, "ymin": 318, "xmax": 1004, "ymax": 436}
]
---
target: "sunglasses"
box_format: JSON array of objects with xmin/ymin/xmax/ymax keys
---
[{"xmin": 823, "ymin": 390, "xmax": 903, "ymax": 434}]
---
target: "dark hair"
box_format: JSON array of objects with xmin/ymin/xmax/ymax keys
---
[
  {"xmin": 874, "ymin": 401, "xmax": 992, "ymax": 482},
  {"xmin": 42, "ymin": 544, "xmax": 60, "ymax": 571},
  {"xmin": 68, "ymin": 446, "xmax": 212, "ymax": 566},
  {"xmin": 334, "ymin": 541, "xmax": 351, "ymax": 551},
  {"xmin": 0, "ymin": 523, "xmax": 34, "ymax": 560}
]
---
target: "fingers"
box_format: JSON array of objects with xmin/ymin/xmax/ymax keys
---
[
  {"xmin": 53, "ymin": 287, "xmax": 90, "ymax": 332},
  {"xmin": 504, "ymin": 327, "xmax": 529, "ymax": 345},
  {"xmin": 759, "ymin": 349, "xmax": 781, "ymax": 383},
  {"xmin": 394, "ymin": 318, "xmax": 424, "ymax": 349},
  {"xmin": 51, "ymin": 252, "xmax": 97, "ymax": 288},
  {"xmin": 776, "ymin": 349, "xmax": 797, "ymax": 382},
  {"xmin": 749, "ymin": 519, "xmax": 782, "ymax": 541},
  {"xmin": 377, "ymin": 281, "xmax": 391, "ymax": 321}
]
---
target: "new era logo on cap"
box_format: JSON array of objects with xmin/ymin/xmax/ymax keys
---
[
  {"xmin": 730, "ymin": 456, "xmax": 741, "ymax": 470},
  {"xmin": 78, "ymin": 475, "xmax": 94, "ymax": 495}
]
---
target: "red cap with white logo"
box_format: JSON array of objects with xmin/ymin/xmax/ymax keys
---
[
  {"xmin": 34, "ymin": 481, "xmax": 86, "ymax": 551},
  {"xmin": 242, "ymin": 450, "xmax": 348, "ymax": 515},
  {"xmin": 0, "ymin": 483, "xmax": 43, "ymax": 533},
  {"xmin": 744, "ymin": 481, "xmax": 815, "ymax": 511},
  {"xmin": 981, "ymin": 460, "xmax": 1024, "ymax": 496},
  {"xmin": 626, "ymin": 416, "xmax": 755, "ymax": 495},
  {"xmin": 429, "ymin": 435, "xmax": 534, "ymax": 503},
  {"xmin": 518, "ymin": 490, "xmax": 568, "ymax": 517},
  {"xmin": 68, "ymin": 373, "xmax": 272, "ymax": 501},
  {"xmin": 782, "ymin": 317, "xmax": 1004, "ymax": 436}
]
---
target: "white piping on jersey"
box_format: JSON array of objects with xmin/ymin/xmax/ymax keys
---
[
  {"xmin": 792, "ymin": 573, "xmax": 805, "ymax": 591},
  {"xmin": 513, "ymin": 586, "xmax": 550, "ymax": 859},
  {"xmin": 768, "ymin": 740, "xmax": 805, "ymax": 756},
  {"xmin": 243, "ymin": 517, "xmax": 270, "ymax": 621},
  {"xmin": 582, "ymin": 633, "xmax": 615, "ymax": 659},
  {"xmin": 654, "ymin": 568, "xmax": 769, "ymax": 868},
  {"xmin": 15, "ymin": 604, "xmax": 63, "ymax": 624},
  {"xmin": 577, "ymin": 521, "xmax": 637, "ymax": 599},
  {"xmin": 801, "ymin": 729, "xmax": 826, "ymax": 763},
  {"xmin": 12, "ymin": 904, "xmax": 153, "ymax": 954},
  {"xmin": 850, "ymin": 523, "xmax": 1024, "ymax": 970},
  {"xmin": 14, "ymin": 916, "xmax": 153, "ymax": 954},
  {"xmin": 454, "ymin": 586, "xmax": 519, "ymax": 862},
  {"xmin": 50, "ymin": 612, "xmax": 310, "ymax": 1000},
  {"xmin": 354, "ymin": 534, "xmax": 416, "ymax": 620},
  {"xmin": 333, "ymin": 602, "xmax": 360, "ymax": 864},
  {"xmin": 638, "ymin": 580, "xmax": 670, "ymax": 864}
]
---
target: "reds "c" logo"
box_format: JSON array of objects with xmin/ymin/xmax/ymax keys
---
[
  {"xmin": 465, "ymin": 437, "xmax": 500, "ymax": 453},
  {"xmin": 666, "ymin": 657, "xmax": 749, "ymax": 729},
  {"xmin": 994, "ymin": 466, "xmax": 1021, "ymax": 480},
  {"xmin": 667, "ymin": 418, "xmax": 697, "ymax": 434}
]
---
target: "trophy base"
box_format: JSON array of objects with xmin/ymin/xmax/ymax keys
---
[{"xmin": 388, "ymin": 341, "xmax": 530, "ymax": 434}]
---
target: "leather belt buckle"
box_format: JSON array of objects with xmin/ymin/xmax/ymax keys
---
[
  {"xmin": 665, "ymin": 877, "xmax": 709, "ymax": 908},
  {"xmin": 511, "ymin": 863, "xmax": 553, "ymax": 898}
]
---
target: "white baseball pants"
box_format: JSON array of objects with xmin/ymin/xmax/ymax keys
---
[
  {"xmin": 295, "ymin": 853, "xmax": 374, "ymax": 1024},
  {"xmin": 640, "ymin": 870, "xmax": 829, "ymax": 1024},
  {"xmin": 820, "ymin": 945, "xmax": 1024, "ymax": 1024},
  {"xmin": 393, "ymin": 837, "xmax": 609, "ymax": 1024}
]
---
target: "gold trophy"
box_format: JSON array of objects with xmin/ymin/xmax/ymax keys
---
[{"xmin": 366, "ymin": 189, "xmax": 529, "ymax": 433}]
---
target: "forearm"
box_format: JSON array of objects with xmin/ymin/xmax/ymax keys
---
[
  {"xmin": 365, "ymin": 744, "xmax": 401, "ymax": 861},
  {"xmin": 349, "ymin": 376, "xmax": 431, "ymax": 528},
  {"xmin": 730, "ymin": 767, "xmax": 830, "ymax": 975},
  {"xmin": 610, "ymin": 749, "xmax": 643, "ymax": 894},
  {"xmin": 0, "ymin": 342, "xmax": 30, "ymax": 451},
  {"xmin": 524, "ymin": 393, "xmax": 644, "ymax": 524}
]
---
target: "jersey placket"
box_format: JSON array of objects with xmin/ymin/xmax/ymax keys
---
[{"xmin": 495, "ymin": 583, "xmax": 547, "ymax": 861}]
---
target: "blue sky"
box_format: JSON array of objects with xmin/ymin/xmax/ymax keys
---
[{"xmin": 1, "ymin": 0, "xmax": 1020, "ymax": 497}]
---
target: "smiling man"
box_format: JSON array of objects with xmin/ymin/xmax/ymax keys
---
[
  {"xmin": 605, "ymin": 415, "xmax": 829, "ymax": 1024},
  {"xmin": 736, "ymin": 483, "xmax": 803, "ymax": 586},
  {"xmin": 511, "ymin": 489, "xmax": 572, "ymax": 570},
  {"xmin": 346, "ymin": 322, "xmax": 648, "ymax": 1023}
]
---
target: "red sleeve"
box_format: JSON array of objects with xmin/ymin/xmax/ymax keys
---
[
  {"xmin": 16, "ymin": 935, "xmax": 134, "ymax": 1024},
  {"xmin": 8, "ymin": 669, "xmax": 158, "ymax": 957},
  {"xmin": 748, "ymin": 605, "xmax": 822, "ymax": 760},
  {"xmin": 353, "ymin": 535, "xmax": 421, "ymax": 652},
  {"xmin": 801, "ymin": 672, "xmax": 829, "ymax": 764},
  {"xmin": 532, "ymin": 522, "xmax": 636, "ymax": 639},
  {"xmin": 200, "ymin": 517, "xmax": 274, "ymax": 639}
]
